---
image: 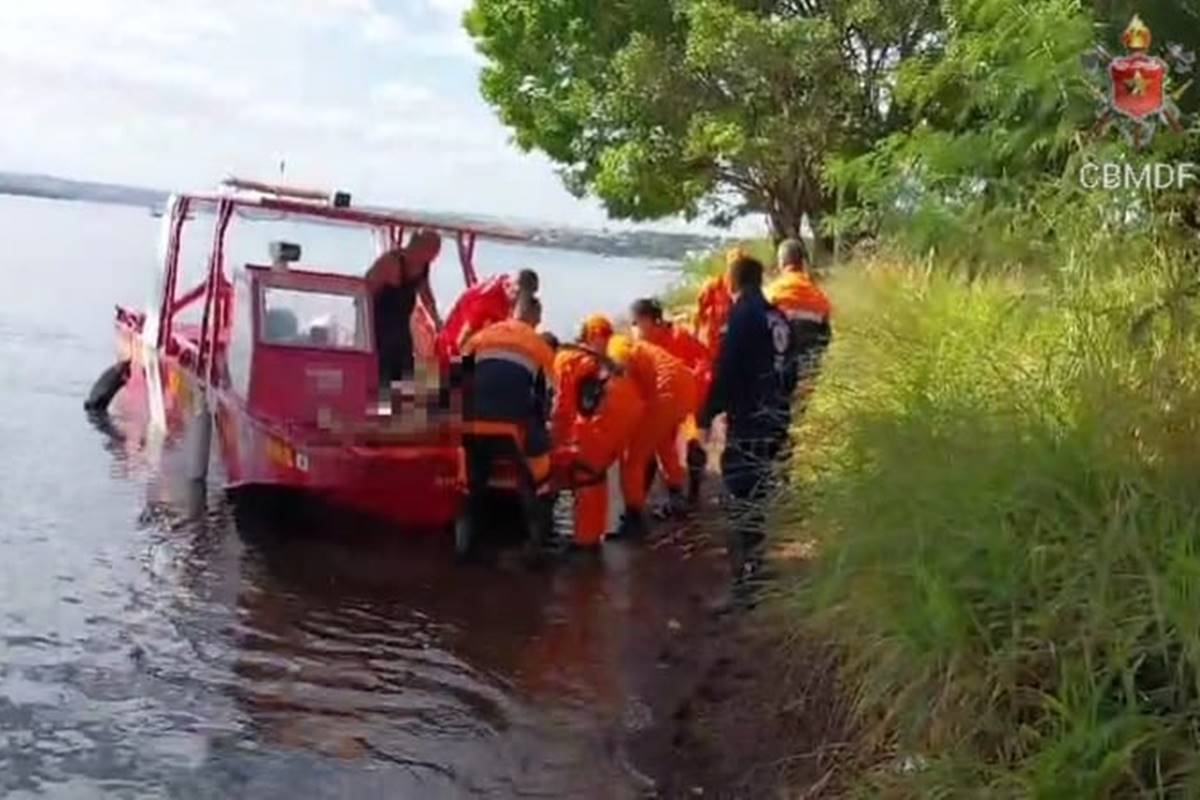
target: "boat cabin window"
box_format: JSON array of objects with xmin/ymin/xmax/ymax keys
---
[{"xmin": 260, "ymin": 287, "xmax": 367, "ymax": 351}]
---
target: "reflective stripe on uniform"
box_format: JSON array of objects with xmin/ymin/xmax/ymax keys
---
[
  {"xmin": 783, "ymin": 308, "xmax": 828, "ymax": 324},
  {"xmin": 475, "ymin": 349, "xmax": 538, "ymax": 376}
]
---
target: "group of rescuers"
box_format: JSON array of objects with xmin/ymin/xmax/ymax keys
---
[{"xmin": 365, "ymin": 230, "xmax": 832, "ymax": 594}]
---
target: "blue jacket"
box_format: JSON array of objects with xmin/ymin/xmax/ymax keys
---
[{"xmin": 699, "ymin": 286, "xmax": 796, "ymax": 442}]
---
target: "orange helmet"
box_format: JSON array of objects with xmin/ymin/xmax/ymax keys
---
[{"xmin": 579, "ymin": 313, "xmax": 614, "ymax": 343}]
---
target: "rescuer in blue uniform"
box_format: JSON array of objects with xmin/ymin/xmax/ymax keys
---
[{"xmin": 699, "ymin": 255, "xmax": 797, "ymax": 607}]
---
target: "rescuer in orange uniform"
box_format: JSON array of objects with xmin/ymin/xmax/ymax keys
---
[
  {"xmin": 462, "ymin": 296, "xmax": 557, "ymax": 482},
  {"xmin": 693, "ymin": 247, "xmax": 744, "ymax": 360},
  {"xmin": 581, "ymin": 319, "xmax": 697, "ymax": 538},
  {"xmin": 764, "ymin": 239, "xmax": 832, "ymax": 397},
  {"xmin": 630, "ymin": 297, "xmax": 711, "ymax": 506},
  {"xmin": 551, "ymin": 317, "xmax": 646, "ymax": 549}
]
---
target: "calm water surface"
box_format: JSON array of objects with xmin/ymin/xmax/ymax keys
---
[{"xmin": 0, "ymin": 196, "xmax": 724, "ymax": 798}]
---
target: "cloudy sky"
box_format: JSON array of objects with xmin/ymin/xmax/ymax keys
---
[{"xmin": 1, "ymin": 0, "xmax": 752, "ymax": 233}]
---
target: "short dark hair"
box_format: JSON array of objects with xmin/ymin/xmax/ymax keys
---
[
  {"xmin": 729, "ymin": 256, "xmax": 764, "ymax": 291},
  {"xmin": 629, "ymin": 297, "xmax": 663, "ymax": 322},
  {"xmin": 515, "ymin": 294, "xmax": 542, "ymax": 325},
  {"xmin": 517, "ymin": 269, "xmax": 539, "ymax": 294},
  {"xmin": 540, "ymin": 331, "xmax": 560, "ymax": 350}
]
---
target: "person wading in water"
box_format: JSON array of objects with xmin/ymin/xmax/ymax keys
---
[{"xmin": 365, "ymin": 229, "xmax": 443, "ymax": 386}]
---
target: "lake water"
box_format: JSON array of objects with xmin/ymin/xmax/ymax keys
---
[{"xmin": 0, "ymin": 196, "xmax": 725, "ymax": 798}]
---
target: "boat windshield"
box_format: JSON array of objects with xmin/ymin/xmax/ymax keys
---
[{"xmin": 261, "ymin": 286, "xmax": 368, "ymax": 351}]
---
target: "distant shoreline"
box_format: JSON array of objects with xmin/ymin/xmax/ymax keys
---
[{"xmin": 0, "ymin": 170, "xmax": 724, "ymax": 261}]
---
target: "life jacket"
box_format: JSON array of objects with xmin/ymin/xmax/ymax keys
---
[
  {"xmin": 765, "ymin": 269, "xmax": 832, "ymax": 382},
  {"xmin": 765, "ymin": 270, "xmax": 831, "ymax": 324},
  {"xmin": 463, "ymin": 319, "xmax": 556, "ymax": 382},
  {"xmin": 552, "ymin": 348, "xmax": 597, "ymax": 442},
  {"xmin": 463, "ymin": 320, "xmax": 557, "ymax": 457}
]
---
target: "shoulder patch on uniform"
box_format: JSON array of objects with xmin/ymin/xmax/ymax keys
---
[{"xmin": 768, "ymin": 311, "xmax": 791, "ymax": 355}]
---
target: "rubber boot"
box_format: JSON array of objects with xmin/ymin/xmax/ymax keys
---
[
  {"xmin": 686, "ymin": 440, "xmax": 707, "ymax": 507},
  {"xmin": 609, "ymin": 507, "xmax": 647, "ymax": 540},
  {"xmin": 667, "ymin": 487, "xmax": 689, "ymax": 518}
]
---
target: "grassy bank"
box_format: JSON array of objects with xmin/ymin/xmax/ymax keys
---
[{"xmin": 770, "ymin": 253, "xmax": 1200, "ymax": 795}]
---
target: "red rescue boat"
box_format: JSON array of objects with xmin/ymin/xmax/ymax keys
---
[{"xmin": 105, "ymin": 177, "xmax": 539, "ymax": 533}]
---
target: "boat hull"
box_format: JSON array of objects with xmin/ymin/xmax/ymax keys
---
[{"xmin": 114, "ymin": 319, "xmax": 464, "ymax": 530}]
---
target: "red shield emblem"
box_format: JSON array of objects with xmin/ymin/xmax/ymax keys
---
[{"xmin": 1109, "ymin": 54, "xmax": 1167, "ymax": 119}]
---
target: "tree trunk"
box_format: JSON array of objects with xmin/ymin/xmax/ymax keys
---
[{"xmin": 766, "ymin": 202, "xmax": 803, "ymax": 245}]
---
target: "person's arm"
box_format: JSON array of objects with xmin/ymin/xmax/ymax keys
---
[{"xmin": 417, "ymin": 275, "xmax": 441, "ymax": 329}]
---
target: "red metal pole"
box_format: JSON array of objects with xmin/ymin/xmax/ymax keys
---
[
  {"xmin": 198, "ymin": 199, "xmax": 234, "ymax": 384},
  {"xmin": 457, "ymin": 232, "xmax": 478, "ymax": 287},
  {"xmin": 157, "ymin": 196, "xmax": 191, "ymax": 350}
]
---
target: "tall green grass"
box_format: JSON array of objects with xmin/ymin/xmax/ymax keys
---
[{"xmin": 782, "ymin": 252, "xmax": 1200, "ymax": 796}]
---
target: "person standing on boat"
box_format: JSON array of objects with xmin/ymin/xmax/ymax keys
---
[
  {"xmin": 436, "ymin": 269, "xmax": 540, "ymax": 362},
  {"xmin": 366, "ymin": 229, "xmax": 443, "ymax": 386}
]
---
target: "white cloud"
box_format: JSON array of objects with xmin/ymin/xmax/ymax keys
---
[
  {"xmin": 359, "ymin": 8, "xmax": 479, "ymax": 61},
  {"xmin": 425, "ymin": 0, "xmax": 471, "ymax": 18},
  {"xmin": 0, "ymin": 0, "xmax": 731, "ymax": 232},
  {"xmin": 243, "ymin": 102, "xmax": 360, "ymax": 135},
  {"xmin": 370, "ymin": 82, "xmax": 437, "ymax": 110}
]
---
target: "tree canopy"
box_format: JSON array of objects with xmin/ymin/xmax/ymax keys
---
[
  {"xmin": 465, "ymin": 0, "xmax": 940, "ymax": 243},
  {"xmin": 465, "ymin": 0, "xmax": 1199, "ymax": 251}
]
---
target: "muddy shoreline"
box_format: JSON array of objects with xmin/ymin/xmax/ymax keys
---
[{"xmin": 617, "ymin": 512, "xmax": 859, "ymax": 799}]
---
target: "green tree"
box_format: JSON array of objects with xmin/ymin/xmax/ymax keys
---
[
  {"xmin": 465, "ymin": 0, "xmax": 940, "ymax": 245},
  {"xmin": 829, "ymin": 0, "xmax": 1200, "ymax": 266}
]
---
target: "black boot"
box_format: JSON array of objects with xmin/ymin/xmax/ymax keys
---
[
  {"xmin": 686, "ymin": 441, "xmax": 707, "ymax": 506},
  {"xmin": 609, "ymin": 507, "xmax": 647, "ymax": 540},
  {"xmin": 667, "ymin": 487, "xmax": 689, "ymax": 518}
]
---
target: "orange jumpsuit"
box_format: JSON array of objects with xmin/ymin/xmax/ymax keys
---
[
  {"xmin": 694, "ymin": 273, "xmax": 732, "ymax": 361},
  {"xmin": 552, "ymin": 348, "xmax": 645, "ymax": 545},
  {"xmin": 607, "ymin": 336, "xmax": 697, "ymax": 511},
  {"xmin": 639, "ymin": 322, "xmax": 711, "ymax": 444}
]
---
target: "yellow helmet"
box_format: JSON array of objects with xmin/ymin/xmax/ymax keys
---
[{"xmin": 607, "ymin": 333, "xmax": 634, "ymax": 363}]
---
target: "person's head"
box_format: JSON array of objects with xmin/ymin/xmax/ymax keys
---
[
  {"xmin": 406, "ymin": 228, "xmax": 442, "ymax": 264},
  {"xmin": 514, "ymin": 294, "xmax": 542, "ymax": 327},
  {"xmin": 776, "ymin": 238, "xmax": 808, "ymax": 273},
  {"xmin": 516, "ymin": 269, "xmax": 539, "ymax": 295},
  {"xmin": 540, "ymin": 331, "xmax": 560, "ymax": 350},
  {"xmin": 629, "ymin": 297, "xmax": 665, "ymax": 340},
  {"xmin": 728, "ymin": 256, "xmax": 764, "ymax": 299},
  {"xmin": 578, "ymin": 313, "xmax": 614, "ymax": 351}
]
